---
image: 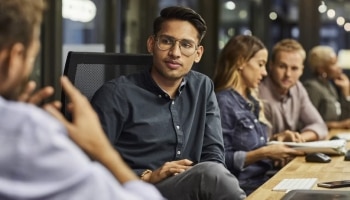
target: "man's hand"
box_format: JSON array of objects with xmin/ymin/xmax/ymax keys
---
[
  {"xmin": 44, "ymin": 76, "xmax": 148, "ymax": 184},
  {"xmin": 18, "ymin": 80, "xmax": 55, "ymax": 105},
  {"xmin": 143, "ymin": 159, "xmax": 195, "ymax": 184},
  {"xmin": 264, "ymin": 144, "xmax": 304, "ymax": 167},
  {"xmin": 43, "ymin": 76, "xmax": 111, "ymax": 159},
  {"xmin": 272, "ymin": 130, "xmax": 305, "ymax": 142}
]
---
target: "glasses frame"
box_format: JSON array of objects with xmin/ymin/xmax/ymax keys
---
[{"xmin": 154, "ymin": 35, "xmax": 199, "ymax": 56}]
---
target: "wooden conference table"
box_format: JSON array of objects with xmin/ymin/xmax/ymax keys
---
[{"xmin": 246, "ymin": 129, "xmax": 350, "ymax": 200}]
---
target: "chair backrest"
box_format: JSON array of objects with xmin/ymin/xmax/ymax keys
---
[{"xmin": 61, "ymin": 51, "xmax": 153, "ymax": 118}]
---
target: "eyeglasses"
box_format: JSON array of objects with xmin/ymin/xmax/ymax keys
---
[{"xmin": 155, "ymin": 35, "xmax": 198, "ymax": 56}]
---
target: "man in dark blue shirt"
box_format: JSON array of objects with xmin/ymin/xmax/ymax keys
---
[{"xmin": 91, "ymin": 6, "xmax": 246, "ymax": 200}]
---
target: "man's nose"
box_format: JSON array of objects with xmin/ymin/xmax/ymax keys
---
[
  {"xmin": 285, "ymin": 68, "xmax": 291, "ymax": 77},
  {"xmin": 169, "ymin": 41, "xmax": 181, "ymax": 56}
]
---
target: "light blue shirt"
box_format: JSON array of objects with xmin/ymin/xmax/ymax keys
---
[{"xmin": 0, "ymin": 97, "xmax": 164, "ymax": 200}]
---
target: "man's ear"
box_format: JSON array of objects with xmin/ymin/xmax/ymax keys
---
[
  {"xmin": 300, "ymin": 65, "xmax": 304, "ymax": 76},
  {"xmin": 7, "ymin": 43, "xmax": 25, "ymax": 76},
  {"xmin": 0, "ymin": 43, "xmax": 24, "ymax": 93},
  {"xmin": 0, "ymin": 50, "xmax": 10, "ymax": 82},
  {"xmin": 194, "ymin": 45, "xmax": 204, "ymax": 63},
  {"xmin": 147, "ymin": 36, "xmax": 155, "ymax": 54}
]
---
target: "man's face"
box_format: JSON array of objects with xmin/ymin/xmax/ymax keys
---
[
  {"xmin": 269, "ymin": 51, "xmax": 304, "ymax": 94},
  {"xmin": 147, "ymin": 19, "xmax": 203, "ymax": 84},
  {"xmin": 3, "ymin": 27, "xmax": 40, "ymax": 100}
]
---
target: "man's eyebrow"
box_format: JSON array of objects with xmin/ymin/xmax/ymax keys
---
[{"xmin": 159, "ymin": 34, "xmax": 196, "ymax": 43}]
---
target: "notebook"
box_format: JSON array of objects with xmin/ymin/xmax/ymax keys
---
[
  {"xmin": 267, "ymin": 140, "xmax": 347, "ymax": 155},
  {"xmin": 281, "ymin": 189, "xmax": 350, "ymax": 200}
]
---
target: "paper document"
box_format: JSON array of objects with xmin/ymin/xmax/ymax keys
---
[{"xmin": 267, "ymin": 140, "xmax": 347, "ymax": 155}]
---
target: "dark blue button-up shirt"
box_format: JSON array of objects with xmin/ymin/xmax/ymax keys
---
[
  {"xmin": 216, "ymin": 89, "xmax": 272, "ymax": 180},
  {"xmin": 91, "ymin": 69, "xmax": 225, "ymax": 176}
]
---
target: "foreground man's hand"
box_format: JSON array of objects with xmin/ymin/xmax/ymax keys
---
[{"xmin": 44, "ymin": 76, "xmax": 139, "ymax": 183}]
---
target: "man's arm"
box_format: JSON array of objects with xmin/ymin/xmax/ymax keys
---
[
  {"xmin": 45, "ymin": 77, "xmax": 139, "ymax": 183},
  {"xmin": 90, "ymin": 81, "xmax": 123, "ymax": 146},
  {"xmin": 45, "ymin": 76, "xmax": 164, "ymax": 199},
  {"xmin": 201, "ymin": 80, "xmax": 225, "ymax": 164}
]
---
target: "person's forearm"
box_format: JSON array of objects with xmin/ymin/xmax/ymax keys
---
[
  {"xmin": 326, "ymin": 121, "xmax": 343, "ymax": 129},
  {"xmin": 245, "ymin": 147, "xmax": 268, "ymax": 166},
  {"xmin": 96, "ymin": 146, "xmax": 139, "ymax": 184},
  {"xmin": 300, "ymin": 131, "xmax": 319, "ymax": 141},
  {"xmin": 327, "ymin": 119, "xmax": 350, "ymax": 129}
]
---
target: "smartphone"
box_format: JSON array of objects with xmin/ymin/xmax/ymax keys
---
[{"xmin": 317, "ymin": 180, "xmax": 350, "ymax": 188}]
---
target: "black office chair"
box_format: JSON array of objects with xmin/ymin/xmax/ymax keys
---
[{"xmin": 61, "ymin": 51, "xmax": 153, "ymax": 119}]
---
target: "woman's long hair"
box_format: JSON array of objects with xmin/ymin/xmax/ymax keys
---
[{"xmin": 213, "ymin": 35, "xmax": 270, "ymax": 125}]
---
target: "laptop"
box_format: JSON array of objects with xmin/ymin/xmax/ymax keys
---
[{"xmin": 281, "ymin": 189, "xmax": 350, "ymax": 200}]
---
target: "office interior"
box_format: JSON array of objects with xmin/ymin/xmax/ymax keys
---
[{"xmin": 38, "ymin": 0, "xmax": 350, "ymax": 100}]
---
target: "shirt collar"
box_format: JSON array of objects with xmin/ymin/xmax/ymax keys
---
[
  {"xmin": 230, "ymin": 89, "xmax": 260, "ymax": 115},
  {"xmin": 144, "ymin": 70, "xmax": 187, "ymax": 99},
  {"xmin": 178, "ymin": 78, "xmax": 187, "ymax": 94},
  {"xmin": 265, "ymin": 76, "xmax": 291, "ymax": 102}
]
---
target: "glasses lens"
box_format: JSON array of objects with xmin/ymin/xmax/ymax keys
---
[
  {"xmin": 157, "ymin": 36, "xmax": 173, "ymax": 51},
  {"xmin": 156, "ymin": 35, "xmax": 197, "ymax": 56},
  {"xmin": 179, "ymin": 40, "xmax": 196, "ymax": 56}
]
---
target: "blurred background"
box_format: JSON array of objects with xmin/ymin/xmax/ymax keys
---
[{"xmin": 38, "ymin": 0, "xmax": 350, "ymax": 99}]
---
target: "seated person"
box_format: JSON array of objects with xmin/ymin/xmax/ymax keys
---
[
  {"xmin": 91, "ymin": 6, "xmax": 246, "ymax": 200},
  {"xmin": 304, "ymin": 45, "xmax": 350, "ymax": 129},
  {"xmin": 259, "ymin": 39, "xmax": 328, "ymax": 141},
  {"xmin": 214, "ymin": 35, "xmax": 304, "ymax": 195},
  {"xmin": 0, "ymin": 0, "xmax": 164, "ymax": 199}
]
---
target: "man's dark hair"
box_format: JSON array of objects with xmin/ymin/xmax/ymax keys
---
[{"xmin": 153, "ymin": 6, "xmax": 207, "ymax": 43}]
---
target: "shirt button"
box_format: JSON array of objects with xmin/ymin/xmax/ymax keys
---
[
  {"xmin": 172, "ymin": 101, "xmax": 175, "ymax": 105},
  {"xmin": 176, "ymin": 125, "xmax": 180, "ymax": 129},
  {"xmin": 254, "ymin": 119, "xmax": 258, "ymax": 123},
  {"xmin": 260, "ymin": 136, "xmax": 265, "ymax": 141},
  {"xmin": 158, "ymin": 94, "xmax": 162, "ymax": 98},
  {"xmin": 177, "ymin": 151, "xmax": 181, "ymax": 155}
]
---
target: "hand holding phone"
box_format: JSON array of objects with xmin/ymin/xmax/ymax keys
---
[{"xmin": 317, "ymin": 180, "xmax": 350, "ymax": 188}]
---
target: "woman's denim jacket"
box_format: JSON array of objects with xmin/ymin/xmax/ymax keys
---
[{"xmin": 216, "ymin": 89, "xmax": 272, "ymax": 180}]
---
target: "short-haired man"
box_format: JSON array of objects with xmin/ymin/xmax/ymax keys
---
[
  {"xmin": 259, "ymin": 39, "xmax": 328, "ymax": 142},
  {"xmin": 0, "ymin": 0, "xmax": 164, "ymax": 199},
  {"xmin": 92, "ymin": 6, "xmax": 246, "ymax": 200}
]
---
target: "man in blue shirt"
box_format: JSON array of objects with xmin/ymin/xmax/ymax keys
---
[
  {"xmin": 0, "ymin": 0, "xmax": 164, "ymax": 199},
  {"xmin": 92, "ymin": 6, "xmax": 246, "ymax": 200}
]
